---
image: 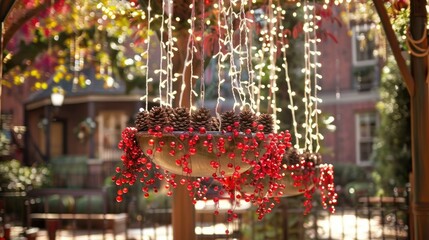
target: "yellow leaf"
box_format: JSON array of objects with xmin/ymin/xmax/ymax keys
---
[{"xmin": 30, "ymin": 69, "xmax": 39, "ymax": 77}]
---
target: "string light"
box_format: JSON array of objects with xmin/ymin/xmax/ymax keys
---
[
  {"xmin": 144, "ymin": 0, "xmax": 152, "ymax": 111},
  {"xmin": 138, "ymin": 0, "xmax": 326, "ymax": 152}
]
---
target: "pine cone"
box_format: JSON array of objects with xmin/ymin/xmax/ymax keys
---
[
  {"xmin": 191, "ymin": 107, "xmax": 212, "ymax": 130},
  {"xmin": 163, "ymin": 106, "xmax": 175, "ymax": 121},
  {"xmin": 239, "ymin": 109, "xmax": 257, "ymax": 133},
  {"xmin": 148, "ymin": 106, "xmax": 168, "ymax": 130},
  {"xmin": 135, "ymin": 111, "xmax": 149, "ymax": 131},
  {"xmin": 285, "ymin": 148, "xmax": 301, "ymax": 165},
  {"xmin": 257, "ymin": 113, "xmax": 274, "ymax": 134},
  {"xmin": 170, "ymin": 107, "xmax": 190, "ymax": 131},
  {"xmin": 210, "ymin": 117, "xmax": 220, "ymax": 131},
  {"xmin": 221, "ymin": 111, "xmax": 239, "ymax": 131}
]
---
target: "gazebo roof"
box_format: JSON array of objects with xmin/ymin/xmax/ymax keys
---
[{"xmin": 25, "ymin": 68, "xmax": 144, "ymax": 110}]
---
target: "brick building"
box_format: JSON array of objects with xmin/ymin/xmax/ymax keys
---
[{"xmin": 318, "ymin": 17, "xmax": 381, "ymax": 167}]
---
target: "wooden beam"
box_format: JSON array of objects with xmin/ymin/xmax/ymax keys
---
[
  {"xmin": 409, "ymin": 0, "xmax": 429, "ymax": 239},
  {"xmin": 0, "ymin": 0, "xmax": 16, "ymax": 22},
  {"xmin": 373, "ymin": 0, "xmax": 415, "ymax": 96}
]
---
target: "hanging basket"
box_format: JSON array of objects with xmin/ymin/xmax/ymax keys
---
[{"xmin": 136, "ymin": 131, "xmax": 268, "ymax": 177}]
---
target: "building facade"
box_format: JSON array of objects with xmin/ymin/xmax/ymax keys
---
[{"xmin": 319, "ymin": 16, "xmax": 381, "ymax": 167}]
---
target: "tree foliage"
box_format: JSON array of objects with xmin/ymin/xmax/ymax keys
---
[
  {"xmin": 372, "ymin": 53, "xmax": 411, "ymax": 195},
  {"xmin": 2, "ymin": 0, "xmax": 342, "ymax": 93},
  {"xmin": 3, "ymin": 0, "xmax": 148, "ymax": 92}
]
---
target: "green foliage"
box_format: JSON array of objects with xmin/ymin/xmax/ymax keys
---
[
  {"xmin": 332, "ymin": 163, "xmax": 374, "ymax": 205},
  {"xmin": 372, "ymin": 54, "xmax": 411, "ymax": 195},
  {"xmin": 0, "ymin": 160, "xmax": 51, "ymax": 192},
  {"xmin": 333, "ymin": 163, "xmax": 371, "ymax": 186}
]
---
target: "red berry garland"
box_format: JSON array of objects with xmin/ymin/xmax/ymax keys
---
[{"xmin": 114, "ymin": 125, "xmax": 337, "ymax": 223}]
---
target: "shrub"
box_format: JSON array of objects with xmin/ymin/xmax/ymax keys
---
[{"xmin": 0, "ymin": 160, "xmax": 51, "ymax": 192}]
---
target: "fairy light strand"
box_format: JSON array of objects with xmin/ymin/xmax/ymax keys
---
[
  {"xmin": 157, "ymin": 1, "xmax": 166, "ymax": 106},
  {"xmin": 302, "ymin": 1, "xmax": 313, "ymax": 152},
  {"xmin": 216, "ymin": 1, "xmax": 223, "ymax": 120},
  {"xmin": 278, "ymin": 5, "xmax": 301, "ymax": 148},
  {"xmin": 188, "ymin": 1, "xmax": 196, "ymax": 110},
  {"xmin": 144, "ymin": 0, "xmax": 152, "ymax": 111},
  {"xmin": 254, "ymin": 10, "xmax": 266, "ymax": 114},
  {"xmin": 225, "ymin": 0, "xmax": 240, "ymax": 112},
  {"xmin": 166, "ymin": 0, "xmax": 174, "ymax": 107},
  {"xmin": 268, "ymin": 1, "xmax": 279, "ymax": 132},
  {"xmin": 312, "ymin": 0, "xmax": 323, "ymax": 153},
  {"xmin": 199, "ymin": 0, "xmax": 206, "ymax": 107},
  {"xmin": 245, "ymin": 3, "xmax": 256, "ymax": 112},
  {"xmin": 236, "ymin": 0, "xmax": 247, "ymax": 111}
]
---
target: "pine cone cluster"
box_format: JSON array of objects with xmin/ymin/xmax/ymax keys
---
[
  {"xmin": 191, "ymin": 107, "xmax": 212, "ymax": 130},
  {"xmin": 135, "ymin": 106, "xmax": 276, "ymax": 134}
]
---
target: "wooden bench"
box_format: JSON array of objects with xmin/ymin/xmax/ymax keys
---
[{"xmin": 26, "ymin": 188, "xmax": 127, "ymax": 240}]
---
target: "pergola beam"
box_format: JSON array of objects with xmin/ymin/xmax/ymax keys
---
[
  {"xmin": 372, "ymin": 0, "xmax": 415, "ymax": 96},
  {"xmin": 409, "ymin": 0, "xmax": 429, "ymax": 239}
]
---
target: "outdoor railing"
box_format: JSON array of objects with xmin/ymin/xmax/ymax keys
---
[{"xmin": 1, "ymin": 190, "xmax": 409, "ymax": 240}]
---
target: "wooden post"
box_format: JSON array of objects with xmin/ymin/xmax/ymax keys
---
[
  {"xmin": 171, "ymin": 28, "xmax": 202, "ymax": 240},
  {"xmin": 409, "ymin": 0, "xmax": 429, "ymax": 239}
]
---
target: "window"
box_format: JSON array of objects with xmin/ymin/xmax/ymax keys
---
[
  {"xmin": 356, "ymin": 112, "xmax": 377, "ymax": 166},
  {"xmin": 352, "ymin": 24, "xmax": 378, "ymax": 91},
  {"xmin": 97, "ymin": 111, "xmax": 128, "ymax": 161},
  {"xmin": 352, "ymin": 24, "xmax": 377, "ymax": 66},
  {"xmin": 353, "ymin": 66, "xmax": 377, "ymax": 91}
]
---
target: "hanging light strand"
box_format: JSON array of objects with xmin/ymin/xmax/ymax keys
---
[
  {"xmin": 166, "ymin": 0, "xmax": 174, "ymax": 107},
  {"xmin": 254, "ymin": 8, "xmax": 267, "ymax": 114},
  {"xmin": 231, "ymin": 0, "xmax": 254, "ymax": 112},
  {"xmin": 178, "ymin": 1, "xmax": 199, "ymax": 109},
  {"xmin": 189, "ymin": 0, "xmax": 197, "ymax": 110},
  {"xmin": 241, "ymin": 0, "xmax": 256, "ymax": 112},
  {"xmin": 278, "ymin": 4, "xmax": 301, "ymax": 148},
  {"xmin": 311, "ymin": 0, "xmax": 323, "ymax": 153},
  {"xmin": 215, "ymin": 0, "xmax": 226, "ymax": 120},
  {"xmin": 226, "ymin": 0, "xmax": 241, "ymax": 112},
  {"xmin": 155, "ymin": 0, "xmax": 167, "ymax": 106},
  {"xmin": 143, "ymin": 0, "xmax": 152, "ymax": 111},
  {"xmin": 268, "ymin": 1, "xmax": 280, "ymax": 132},
  {"xmin": 199, "ymin": 0, "xmax": 206, "ymax": 107},
  {"xmin": 302, "ymin": 1, "xmax": 312, "ymax": 152}
]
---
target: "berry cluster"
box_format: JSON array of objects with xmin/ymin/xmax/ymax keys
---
[
  {"xmin": 285, "ymin": 152, "xmax": 338, "ymax": 215},
  {"xmin": 219, "ymin": 131, "xmax": 292, "ymax": 220}
]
